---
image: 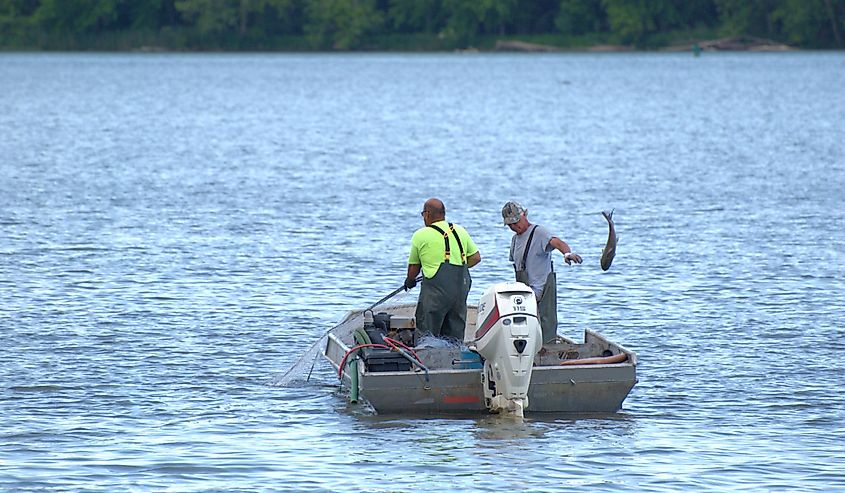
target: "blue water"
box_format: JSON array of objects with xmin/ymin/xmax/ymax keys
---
[{"xmin": 1, "ymin": 52, "xmax": 844, "ymax": 492}]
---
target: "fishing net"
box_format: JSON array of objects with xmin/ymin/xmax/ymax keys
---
[
  {"xmin": 269, "ymin": 333, "xmax": 328, "ymax": 387},
  {"xmin": 269, "ymin": 310, "xmax": 365, "ymax": 387},
  {"xmin": 270, "ymin": 290, "xmax": 459, "ymax": 387}
]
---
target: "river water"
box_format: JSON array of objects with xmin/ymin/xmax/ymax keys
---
[{"xmin": 1, "ymin": 52, "xmax": 844, "ymax": 492}]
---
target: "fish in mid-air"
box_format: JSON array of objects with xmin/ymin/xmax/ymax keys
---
[{"xmin": 600, "ymin": 210, "xmax": 617, "ymax": 271}]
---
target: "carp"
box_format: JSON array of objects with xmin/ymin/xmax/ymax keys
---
[{"xmin": 600, "ymin": 210, "xmax": 617, "ymax": 271}]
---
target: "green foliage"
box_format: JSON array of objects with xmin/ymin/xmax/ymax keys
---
[
  {"xmin": 602, "ymin": 0, "xmax": 687, "ymax": 45},
  {"xmin": 510, "ymin": 0, "xmax": 559, "ymax": 33},
  {"xmin": 476, "ymin": 0, "xmax": 518, "ymax": 35},
  {"xmin": 368, "ymin": 32, "xmax": 448, "ymax": 50},
  {"xmin": 303, "ymin": 0, "xmax": 384, "ymax": 50},
  {"xmin": 440, "ymin": 0, "xmax": 479, "ymax": 45},
  {"xmin": 123, "ymin": 0, "xmax": 166, "ymax": 29},
  {"xmin": 772, "ymin": 0, "xmax": 838, "ymax": 47},
  {"xmin": 715, "ymin": 0, "xmax": 778, "ymax": 37},
  {"xmin": 388, "ymin": 0, "xmax": 444, "ymax": 33},
  {"xmin": 556, "ymin": 0, "xmax": 607, "ymax": 35},
  {"xmin": 34, "ymin": 0, "xmax": 119, "ymax": 33},
  {"xmin": 175, "ymin": 0, "xmax": 294, "ymax": 36},
  {"xmin": 440, "ymin": 0, "xmax": 516, "ymax": 46},
  {"xmin": 0, "ymin": 0, "xmax": 40, "ymax": 16},
  {"xmin": 0, "ymin": 0, "xmax": 842, "ymax": 50}
]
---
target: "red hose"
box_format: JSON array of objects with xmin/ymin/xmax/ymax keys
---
[
  {"xmin": 337, "ymin": 338, "xmax": 425, "ymax": 379},
  {"xmin": 382, "ymin": 337, "xmax": 422, "ymax": 363}
]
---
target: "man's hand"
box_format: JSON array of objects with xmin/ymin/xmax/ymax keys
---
[
  {"xmin": 404, "ymin": 277, "xmax": 417, "ymax": 291},
  {"xmin": 564, "ymin": 252, "xmax": 582, "ymax": 265}
]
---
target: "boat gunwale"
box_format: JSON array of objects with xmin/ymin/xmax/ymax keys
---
[{"xmin": 323, "ymin": 307, "xmax": 638, "ymax": 379}]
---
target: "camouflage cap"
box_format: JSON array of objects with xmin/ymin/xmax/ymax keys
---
[{"xmin": 501, "ymin": 201, "xmax": 526, "ymax": 225}]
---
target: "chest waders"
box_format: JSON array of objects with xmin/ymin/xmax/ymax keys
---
[
  {"xmin": 515, "ymin": 225, "xmax": 558, "ymax": 343},
  {"xmin": 415, "ymin": 223, "xmax": 472, "ymax": 341}
]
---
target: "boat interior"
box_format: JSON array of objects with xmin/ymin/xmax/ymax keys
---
[{"xmin": 330, "ymin": 302, "xmax": 634, "ymax": 372}]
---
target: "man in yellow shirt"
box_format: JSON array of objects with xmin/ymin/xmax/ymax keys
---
[{"xmin": 405, "ymin": 198, "xmax": 481, "ymax": 341}]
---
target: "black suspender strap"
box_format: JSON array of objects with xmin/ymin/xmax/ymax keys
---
[
  {"xmin": 428, "ymin": 224, "xmax": 451, "ymax": 261},
  {"xmin": 428, "ymin": 223, "xmax": 467, "ymax": 264},
  {"xmin": 519, "ymin": 225, "xmax": 538, "ymax": 271},
  {"xmin": 448, "ymin": 223, "xmax": 467, "ymax": 264}
]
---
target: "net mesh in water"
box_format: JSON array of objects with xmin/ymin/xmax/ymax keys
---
[
  {"xmin": 269, "ymin": 299, "xmax": 451, "ymax": 387},
  {"xmin": 269, "ymin": 310, "xmax": 365, "ymax": 387},
  {"xmin": 269, "ymin": 333, "xmax": 327, "ymax": 387}
]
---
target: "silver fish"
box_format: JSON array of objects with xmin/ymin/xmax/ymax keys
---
[{"xmin": 600, "ymin": 209, "xmax": 617, "ymax": 271}]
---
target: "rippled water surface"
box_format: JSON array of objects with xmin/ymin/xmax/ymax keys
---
[{"xmin": 2, "ymin": 52, "xmax": 844, "ymax": 492}]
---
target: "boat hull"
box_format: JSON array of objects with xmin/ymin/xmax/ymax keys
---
[{"xmin": 322, "ymin": 304, "xmax": 637, "ymax": 415}]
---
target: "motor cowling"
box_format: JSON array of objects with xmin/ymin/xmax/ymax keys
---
[{"xmin": 471, "ymin": 282, "xmax": 542, "ymax": 417}]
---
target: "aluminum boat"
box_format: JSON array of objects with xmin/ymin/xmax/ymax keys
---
[{"xmin": 323, "ymin": 282, "xmax": 637, "ymax": 415}]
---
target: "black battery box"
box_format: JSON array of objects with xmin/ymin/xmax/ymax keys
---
[{"xmin": 361, "ymin": 347, "xmax": 412, "ymax": 372}]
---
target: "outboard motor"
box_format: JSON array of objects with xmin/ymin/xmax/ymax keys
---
[{"xmin": 470, "ymin": 282, "xmax": 542, "ymax": 418}]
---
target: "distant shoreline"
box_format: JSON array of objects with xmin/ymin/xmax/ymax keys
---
[
  {"xmin": 491, "ymin": 36, "xmax": 796, "ymax": 53},
  {"xmin": 0, "ymin": 32, "xmax": 812, "ymax": 54}
]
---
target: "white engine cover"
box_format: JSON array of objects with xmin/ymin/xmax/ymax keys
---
[{"xmin": 471, "ymin": 282, "xmax": 542, "ymax": 417}]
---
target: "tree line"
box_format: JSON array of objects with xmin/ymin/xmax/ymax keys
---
[{"xmin": 1, "ymin": 0, "xmax": 843, "ymax": 51}]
